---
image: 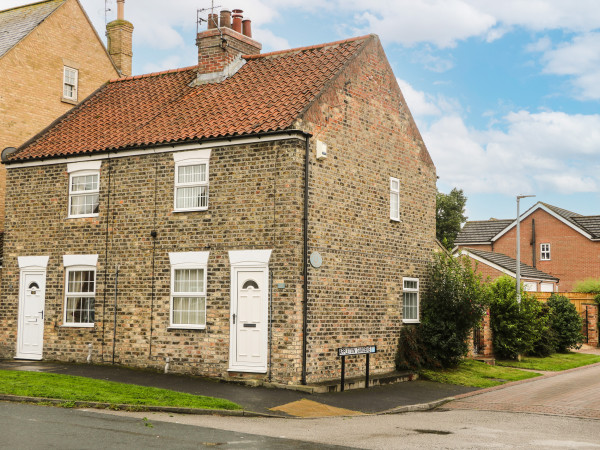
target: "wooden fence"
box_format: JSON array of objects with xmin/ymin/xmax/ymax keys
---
[{"xmin": 533, "ymin": 292, "xmax": 597, "ymax": 313}]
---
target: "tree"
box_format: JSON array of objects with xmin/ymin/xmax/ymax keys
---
[
  {"xmin": 436, "ymin": 188, "xmax": 467, "ymax": 250},
  {"xmin": 418, "ymin": 253, "xmax": 488, "ymax": 367}
]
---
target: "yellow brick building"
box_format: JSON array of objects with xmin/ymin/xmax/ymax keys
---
[{"xmin": 0, "ymin": 0, "xmax": 122, "ymax": 230}]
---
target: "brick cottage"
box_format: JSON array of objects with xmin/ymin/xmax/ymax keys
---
[{"xmin": 0, "ymin": 10, "xmax": 437, "ymax": 384}]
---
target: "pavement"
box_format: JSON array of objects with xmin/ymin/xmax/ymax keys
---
[
  {"xmin": 3, "ymin": 344, "xmax": 599, "ymax": 419},
  {"xmin": 0, "ymin": 358, "xmax": 475, "ymax": 418}
]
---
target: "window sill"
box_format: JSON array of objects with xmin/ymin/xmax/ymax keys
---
[
  {"xmin": 61, "ymin": 323, "xmax": 94, "ymax": 328},
  {"xmin": 68, "ymin": 213, "xmax": 99, "ymax": 219},
  {"xmin": 173, "ymin": 208, "xmax": 208, "ymax": 213},
  {"xmin": 402, "ymin": 320, "xmax": 420, "ymax": 324},
  {"xmin": 61, "ymin": 97, "xmax": 78, "ymax": 105},
  {"xmin": 168, "ymin": 326, "xmax": 206, "ymax": 331}
]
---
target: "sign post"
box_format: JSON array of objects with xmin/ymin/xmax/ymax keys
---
[{"xmin": 337, "ymin": 345, "xmax": 376, "ymax": 392}]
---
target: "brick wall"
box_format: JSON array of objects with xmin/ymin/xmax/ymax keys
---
[
  {"xmin": 492, "ymin": 209, "xmax": 600, "ymax": 291},
  {"xmin": 0, "ymin": 0, "xmax": 118, "ymax": 230},
  {"xmin": 196, "ymin": 28, "xmax": 261, "ymax": 74},
  {"xmin": 0, "ymin": 139, "xmax": 307, "ymax": 383},
  {"xmin": 297, "ymin": 36, "xmax": 437, "ymax": 382}
]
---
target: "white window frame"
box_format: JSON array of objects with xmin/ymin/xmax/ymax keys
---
[
  {"xmin": 540, "ymin": 243, "xmax": 551, "ymax": 261},
  {"xmin": 62, "ymin": 255, "xmax": 98, "ymax": 328},
  {"xmin": 173, "ymin": 149, "xmax": 211, "ymax": 212},
  {"xmin": 67, "ymin": 161, "xmax": 101, "ymax": 219},
  {"xmin": 63, "ymin": 66, "xmax": 78, "ymax": 101},
  {"xmin": 390, "ymin": 177, "xmax": 400, "ymax": 221},
  {"xmin": 169, "ymin": 252, "xmax": 209, "ymax": 329},
  {"xmin": 523, "ymin": 281, "xmax": 537, "ymax": 292},
  {"xmin": 402, "ymin": 277, "xmax": 419, "ymax": 323}
]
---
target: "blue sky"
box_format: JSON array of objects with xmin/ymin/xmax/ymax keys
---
[{"xmin": 7, "ymin": 0, "xmax": 600, "ymax": 221}]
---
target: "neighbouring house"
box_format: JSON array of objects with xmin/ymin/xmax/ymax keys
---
[
  {"xmin": 0, "ymin": 0, "xmax": 130, "ymax": 231},
  {"xmin": 455, "ymin": 202, "xmax": 600, "ymax": 292},
  {"xmin": 0, "ymin": 9, "xmax": 437, "ymax": 385}
]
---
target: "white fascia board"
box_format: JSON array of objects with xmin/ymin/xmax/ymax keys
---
[
  {"xmin": 6, "ymin": 132, "xmax": 307, "ymax": 169},
  {"xmin": 492, "ymin": 202, "xmax": 592, "ymax": 241},
  {"xmin": 459, "ymin": 250, "xmax": 557, "ymax": 283}
]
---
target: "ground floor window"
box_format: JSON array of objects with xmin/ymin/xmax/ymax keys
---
[
  {"xmin": 169, "ymin": 252, "xmax": 209, "ymax": 329},
  {"xmin": 402, "ymin": 277, "xmax": 419, "ymax": 323},
  {"xmin": 64, "ymin": 268, "xmax": 96, "ymax": 325}
]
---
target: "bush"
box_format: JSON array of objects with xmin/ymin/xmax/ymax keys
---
[
  {"xmin": 573, "ymin": 278, "xmax": 600, "ymax": 294},
  {"xmin": 530, "ymin": 302, "xmax": 556, "ymax": 357},
  {"xmin": 488, "ymin": 277, "xmax": 547, "ymax": 359},
  {"xmin": 417, "ymin": 253, "xmax": 488, "ymax": 368},
  {"xmin": 395, "ymin": 325, "xmax": 431, "ymax": 371},
  {"xmin": 547, "ymin": 294, "xmax": 584, "ymax": 352}
]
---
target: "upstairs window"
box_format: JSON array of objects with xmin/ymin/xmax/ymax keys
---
[
  {"xmin": 63, "ymin": 66, "xmax": 78, "ymax": 101},
  {"xmin": 67, "ymin": 161, "xmax": 101, "ymax": 218},
  {"xmin": 390, "ymin": 177, "xmax": 400, "ymax": 221},
  {"xmin": 402, "ymin": 277, "xmax": 419, "ymax": 323},
  {"xmin": 173, "ymin": 149, "xmax": 211, "ymax": 212},
  {"xmin": 540, "ymin": 243, "xmax": 551, "ymax": 261}
]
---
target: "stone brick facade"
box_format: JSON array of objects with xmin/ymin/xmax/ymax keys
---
[
  {"xmin": 0, "ymin": 0, "xmax": 119, "ymax": 230},
  {"xmin": 1, "ymin": 35, "xmax": 436, "ymax": 385},
  {"xmin": 196, "ymin": 28, "xmax": 261, "ymax": 74}
]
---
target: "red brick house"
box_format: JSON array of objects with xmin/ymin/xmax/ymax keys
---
[
  {"xmin": 456, "ymin": 202, "xmax": 600, "ymax": 292},
  {"xmin": 0, "ymin": 11, "xmax": 436, "ymax": 385}
]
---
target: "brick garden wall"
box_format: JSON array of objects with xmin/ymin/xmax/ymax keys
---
[{"xmin": 0, "ymin": 0, "xmax": 118, "ymax": 230}]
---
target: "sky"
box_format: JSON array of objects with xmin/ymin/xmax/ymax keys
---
[{"xmin": 6, "ymin": 0, "xmax": 600, "ymax": 221}]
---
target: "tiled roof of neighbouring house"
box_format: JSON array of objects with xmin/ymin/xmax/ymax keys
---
[
  {"xmin": 8, "ymin": 35, "xmax": 372, "ymax": 161},
  {"xmin": 463, "ymin": 248, "xmax": 559, "ymax": 282},
  {"xmin": 0, "ymin": 0, "xmax": 65, "ymax": 58},
  {"xmin": 455, "ymin": 219, "xmax": 514, "ymax": 244}
]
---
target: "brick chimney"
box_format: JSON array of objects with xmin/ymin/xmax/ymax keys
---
[
  {"xmin": 196, "ymin": 8, "xmax": 261, "ymax": 76},
  {"xmin": 106, "ymin": 0, "xmax": 134, "ymax": 77}
]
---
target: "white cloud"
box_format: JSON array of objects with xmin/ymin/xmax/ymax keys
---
[{"xmin": 424, "ymin": 109, "xmax": 600, "ymax": 196}]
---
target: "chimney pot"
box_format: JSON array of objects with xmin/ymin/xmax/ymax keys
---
[
  {"xmin": 220, "ymin": 10, "xmax": 232, "ymax": 29},
  {"xmin": 117, "ymin": 0, "xmax": 124, "ymax": 20},
  {"xmin": 242, "ymin": 19, "xmax": 252, "ymax": 38},
  {"xmin": 208, "ymin": 13, "xmax": 218, "ymax": 30},
  {"xmin": 232, "ymin": 9, "xmax": 243, "ymax": 33}
]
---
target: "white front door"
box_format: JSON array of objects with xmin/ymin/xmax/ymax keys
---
[
  {"xmin": 17, "ymin": 271, "xmax": 47, "ymax": 360},
  {"xmin": 229, "ymin": 269, "xmax": 268, "ymax": 372}
]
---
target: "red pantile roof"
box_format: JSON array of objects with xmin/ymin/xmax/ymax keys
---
[{"xmin": 9, "ymin": 35, "xmax": 372, "ymax": 161}]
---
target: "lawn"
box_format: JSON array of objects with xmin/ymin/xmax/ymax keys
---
[
  {"xmin": 496, "ymin": 352, "xmax": 600, "ymax": 371},
  {"xmin": 0, "ymin": 370, "xmax": 241, "ymax": 410},
  {"xmin": 420, "ymin": 360, "xmax": 541, "ymax": 388}
]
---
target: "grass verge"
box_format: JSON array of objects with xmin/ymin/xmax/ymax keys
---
[
  {"xmin": 0, "ymin": 370, "xmax": 241, "ymax": 410},
  {"xmin": 496, "ymin": 352, "xmax": 600, "ymax": 371},
  {"xmin": 420, "ymin": 360, "xmax": 540, "ymax": 388}
]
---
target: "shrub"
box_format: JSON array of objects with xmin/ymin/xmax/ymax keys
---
[
  {"xmin": 417, "ymin": 253, "xmax": 488, "ymax": 368},
  {"xmin": 547, "ymin": 294, "xmax": 584, "ymax": 352},
  {"xmin": 488, "ymin": 276, "xmax": 547, "ymax": 359},
  {"xmin": 530, "ymin": 302, "xmax": 556, "ymax": 357},
  {"xmin": 573, "ymin": 278, "xmax": 600, "ymax": 294},
  {"xmin": 395, "ymin": 325, "xmax": 431, "ymax": 371}
]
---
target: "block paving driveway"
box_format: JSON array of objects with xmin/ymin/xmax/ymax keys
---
[{"xmin": 444, "ymin": 357, "xmax": 600, "ymax": 420}]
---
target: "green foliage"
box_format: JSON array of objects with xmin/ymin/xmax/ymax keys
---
[
  {"xmin": 0, "ymin": 370, "xmax": 241, "ymax": 410},
  {"xmin": 436, "ymin": 188, "xmax": 467, "ymax": 250},
  {"xmin": 573, "ymin": 278, "xmax": 600, "ymax": 294},
  {"xmin": 420, "ymin": 359, "xmax": 540, "ymax": 388},
  {"xmin": 488, "ymin": 277, "xmax": 547, "ymax": 359},
  {"xmin": 547, "ymin": 294, "xmax": 584, "ymax": 352},
  {"xmin": 530, "ymin": 302, "xmax": 556, "ymax": 357},
  {"xmin": 417, "ymin": 253, "xmax": 488, "ymax": 368},
  {"xmin": 395, "ymin": 325, "xmax": 431, "ymax": 371}
]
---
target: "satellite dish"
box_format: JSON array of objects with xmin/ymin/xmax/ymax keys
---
[{"xmin": 1, "ymin": 147, "xmax": 17, "ymax": 162}]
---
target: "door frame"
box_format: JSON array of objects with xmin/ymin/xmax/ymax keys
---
[
  {"xmin": 16, "ymin": 256, "xmax": 49, "ymax": 360},
  {"xmin": 228, "ymin": 250, "xmax": 271, "ymax": 373}
]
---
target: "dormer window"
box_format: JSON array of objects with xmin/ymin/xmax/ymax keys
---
[{"xmin": 63, "ymin": 66, "xmax": 78, "ymax": 102}]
